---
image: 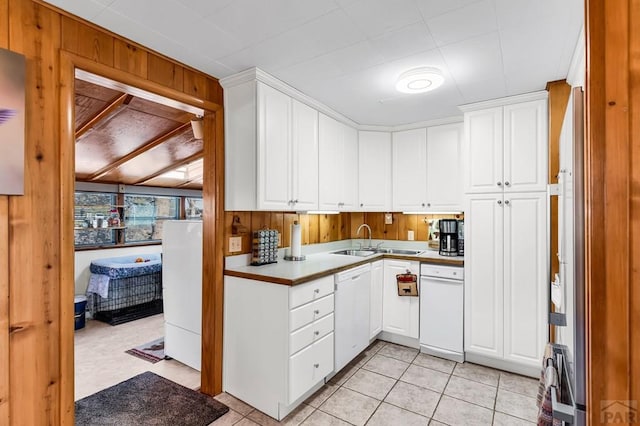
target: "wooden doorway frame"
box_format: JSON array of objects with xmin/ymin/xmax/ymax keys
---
[{"xmin": 58, "ymin": 51, "xmax": 225, "ymax": 423}]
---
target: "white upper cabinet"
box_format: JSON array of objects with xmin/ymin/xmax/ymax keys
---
[
  {"xmin": 392, "ymin": 128, "xmax": 428, "ymax": 211},
  {"xmin": 463, "ymin": 97, "xmax": 548, "ymax": 194},
  {"xmin": 358, "ymin": 131, "xmax": 392, "ymax": 211},
  {"xmin": 318, "ymin": 113, "xmax": 358, "ymax": 211},
  {"xmin": 393, "ymin": 124, "xmax": 463, "ymax": 212},
  {"xmin": 224, "ymin": 79, "xmax": 319, "ymax": 211},
  {"xmin": 426, "ymin": 123, "xmax": 463, "ymax": 211}
]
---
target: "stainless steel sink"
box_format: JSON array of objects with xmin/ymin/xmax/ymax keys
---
[
  {"xmin": 332, "ymin": 249, "xmax": 377, "ymax": 257},
  {"xmin": 375, "ymin": 248, "xmax": 424, "ymax": 255}
]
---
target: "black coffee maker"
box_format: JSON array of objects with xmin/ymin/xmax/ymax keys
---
[{"xmin": 439, "ymin": 219, "xmax": 459, "ymax": 256}]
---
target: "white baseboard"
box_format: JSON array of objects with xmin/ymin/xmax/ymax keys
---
[
  {"xmin": 420, "ymin": 344, "xmax": 464, "ymax": 363},
  {"xmin": 464, "ymin": 352, "xmax": 540, "ymax": 378},
  {"xmin": 378, "ymin": 332, "xmax": 420, "ymax": 349}
]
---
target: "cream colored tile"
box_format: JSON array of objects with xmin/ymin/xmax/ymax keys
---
[
  {"xmin": 329, "ymin": 360, "xmax": 361, "ymax": 385},
  {"xmin": 209, "ymin": 409, "xmax": 244, "ymax": 425},
  {"xmin": 400, "ymin": 364, "xmax": 450, "ymax": 393},
  {"xmin": 247, "ymin": 404, "xmax": 315, "ymax": 425},
  {"xmin": 429, "ymin": 421, "xmax": 447, "ymax": 426},
  {"xmin": 444, "ymin": 375, "xmax": 497, "ymax": 409},
  {"xmin": 343, "ymin": 369, "xmax": 396, "ymax": 400},
  {"xmin": 384, "ymin": 381, "xmax": 440, "ymax": 418},
  {"xmin": 319, "ymin": 388, "xmax": 380, "ymax": 426},
  {"xmin": 235, "ymin": 418, "xmax": 261, "ymax": 426},
  {"xmin": 412, "ymin": 353, "xmax": 456, "ymax": 374},
  {"xmin": 305, "ymin": 383, "xmax": 339, "ymax": 408},
  {"xmin": 432, "ymin": 395, "xmax": 493, "ymax": 426},
  {"xmin": 499, "ymin": 372, "xmax": 539, "ymax": 398},
  {"xmin": 367, "ymin": 402, "xmax": 429, "ymax": 426},
  {"xmin": 215, "ymin": 393, "xmax": 255, "ymax": 416},
  {"xmin": 452, "ymin": 362, "xmax": 500, "ymax": 387},
  {"xmin": 377, "ymin": 343, "xmax": 419, "ymax": 363},
  {"xmin": 492, "ymin": 411, "xmax": 536, "ymax": 425},
  {"xmin": 301, "ymin": 410, "xmax": 350, "ymax": 426},
  {"xmin": 362, "ymin": 354, "xmax": 410, "ymax": 379},
  {"xmin": 495, "ymin": 389, "xmax": 539, "ymax": 423}
]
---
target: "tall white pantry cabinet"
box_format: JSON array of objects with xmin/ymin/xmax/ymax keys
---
[{"xmin": 461, "ymin": 93, "xmax": 549, "ymax": 377}]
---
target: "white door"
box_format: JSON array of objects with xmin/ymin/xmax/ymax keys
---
[
  {"xmin": 318, "ymin": 114, "xmax": 344, "ymax": 210},
  {"xmin": 358, "ymin": 131, "xmax": 392, "ymax": 211},
  {"xmin": 464, "ymin": 194, "xmax": 504, "ymax": 358},
  {"xmin": 502, "ymin": 192, "xmax": 548, "ymax": 367},
  {"xmin": 503, "ymin": 100, "xmax": 548, "ymax": 193},
  {"xmin": 257, "ymin": 83, "xmax": 291, "ymax": 210},
  {"xmin": 463, "ymin": 107, "xmax": 503, "ymax": 194},
  {"xmin": 392, "ymin": 128, "xmax": 428, "ymax": 211},
  {"xmin": 340, "ymin": 124, "xmax": 359, "ymax": 211},
  {"xmin": 291, "ymin": 99, "xmax": 318, "ymax": 211},
  {"xmin": 420, "ymin": 275, "xmax": 463, "ymax": 353},
  {"xmin": 369, "ymin": 260, "xmax": 384, "ymax": 339},
  {"xmin": 382, "ymin": 259, "xmax": 420, "ymax": 338},
  {"xmin": 426, "ymin": 123, "xmax": 463, "ymax": 211}
]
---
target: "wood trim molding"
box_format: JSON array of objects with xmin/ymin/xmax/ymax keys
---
[{"xmin": 75, "ymin": 92, "xmax": 127, "ymax": 138}]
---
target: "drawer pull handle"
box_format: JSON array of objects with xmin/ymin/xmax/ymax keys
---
[
  {"xmin": 314, "ymin": 330, "xmax": 320, "ymax": 335},
  {"xmin": 314, "ymin": 289, "xmax": 320, "ymax": 294},
  {"xmin": 314, "ymin": 309, "xmax": 320, "ymax": 314},
  {"xmin": 314, "ymin": 363, "xmax": 319, "ymax": 368}
]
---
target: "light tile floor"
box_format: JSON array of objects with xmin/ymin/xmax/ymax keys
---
[
  {"xmin": 212, "ymin": 340, "xmax": 540, "ymax": 426},
  {"xmin": 74, "ymin": 313, "xmax": 200, "ymax": 401}
]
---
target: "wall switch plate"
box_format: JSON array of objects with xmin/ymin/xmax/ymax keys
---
[
  {"xmin": 384, "ymin": 213, "xmax": 393, "ymax": 225},
  {"xmin": 407, "ymin": 230, "xmax": 415, "ymax": 241},
  {"xmin": 229, "ymin": 236, "xmax": 242, "ymax": 253}
]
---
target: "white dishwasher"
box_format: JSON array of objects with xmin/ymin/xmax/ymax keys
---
[
  {"xmin": 419, "ymin": 264, "xmax": 464, "ymax": 362},
  {"xmin": 334, "ymin": 264, "xmax": 371, "ymax": 372}
]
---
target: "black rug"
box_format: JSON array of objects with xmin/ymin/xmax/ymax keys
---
[{"xmin": 75, "ymin": 371, "xmax": 229, "ymax": 425}]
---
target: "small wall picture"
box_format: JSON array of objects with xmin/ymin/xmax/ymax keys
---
[{"xmin": 0, "ymin": 48, "xmax": 25, "ymax": 195}]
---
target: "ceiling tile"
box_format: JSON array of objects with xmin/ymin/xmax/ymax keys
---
[
  {"xmin": 494, "ymin": 0, "xmax": 582, "ymax": 31},
  {"xmin": 44, "ymin": 0, "xmax": 107, "ymax": 20},
  {"xmin": 173, "ymin": 0, "xmax": 235, "ymax": 17},
  {"xmin": 108, "ymin": 0, "xmax": 198, "ymax": 30},
  {"xmin": 415, "ymin": 0, "xmax": 483, "ymax": 20},
  {"xmin": 439, "ymin": 32, "xmax": 503, "ymax": 85},
  {"xmin": 369, "ymin": 22, "xmax": 437, "ymax": 62},
  {"xmin": 426, "ymin": 0, "xmax": 497, "ymax": 47},
  {"xmin": 455, "ymin": 76, "xmax": 507, "ymax": 104},
  {"xmin": 340, "ymin": 0, "xmax": 424, "ymax": 38}
]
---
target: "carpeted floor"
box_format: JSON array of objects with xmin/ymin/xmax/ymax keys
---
[
  {"xmin": 75, "ymin": 371, "xmax": 228, "ymax": 425},
  {"xmin": 125, "ymin": 337, "xmax": 165, "ymax": 363}
]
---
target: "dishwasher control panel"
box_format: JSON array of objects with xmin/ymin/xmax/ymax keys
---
[{"xmin": 420, "ymin": 264, "xmax": 464, "ymax": 280}]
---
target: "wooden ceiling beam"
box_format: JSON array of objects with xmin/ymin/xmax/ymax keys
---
[
  {"xmin": 75, "ymin": 92, "xmax": 129, "ymax": 138},
  {"xmin": 86, "ymin": 121, "xmax": 192, "ymax": 181},
  {"xmin": 134, "ymin": 151, "xmax": 203, "ymax": 185}
]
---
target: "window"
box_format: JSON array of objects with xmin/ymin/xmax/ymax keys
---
[
  {"xmin": 74, "ymin": 192, "xmax": 117, "ymax": 247},
  {"xmin": 185, "ymin": 197, "xmax": 203, "ymax": 219},
  {"xmin": 124, "ymin": 195, "xmax": 179, "ymax": 242}
]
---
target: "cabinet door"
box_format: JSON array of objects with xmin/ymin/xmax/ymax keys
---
[
  {"xmin": 464, "ymin": 194, "xmax": 504, "ymax": 358},
  {"xmin": 358, "ymin": 131, "xmax": 392, "ymax": 211},
  {"xmin": 382, "ymin": 259, "xmax": 420, "ymax": 338},
  {"xmin": 502, "ymin": 192, "xmax": 547, "ymax": 367},
  {"xmin": 503, "ymin": 100, "xmax": 548, "ymax": 193},
  {"xmin": 318, "ymin": 114, "xmax": 344, "ymax": 210},
  {"xmin": 369, "ymin": 260, "xmax": 384, "ymax": 339},
  {"xmin": 426, "ymin": 123, "xmax": 463, "ymax": 211},
  {"xmin": 257, "ymin": 83, "xmax": 292, "ymax": 210},
  {"xmin": 463, "ymin": 108, "xmax": 503, "ymax": 194},
  {"xmin": 291, "ymin": 99, "xmax": 319, "ymax": 211},
  {"xmin": 288, "ymin": 332, "xmax": 333, "ymax": 404},
  {"xmin": 340, "ymin": 124, "xmax": 359, "ymax": 211},
  {"xmin": 392, "ymin": 129, "xmax": 428, "ymax": 211}
]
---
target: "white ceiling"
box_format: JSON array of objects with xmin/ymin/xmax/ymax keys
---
[{"xmin": 45, "ymin": 0, "xmax": 584, "ymax": 126}]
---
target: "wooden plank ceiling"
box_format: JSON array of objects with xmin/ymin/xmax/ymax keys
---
[{"xmin": 74, "ymin": 78, "xmax": 204, "ymax": 189}]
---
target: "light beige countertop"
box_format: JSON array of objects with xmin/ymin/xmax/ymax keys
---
[{"xmin": 224, "ymin": 246, "xmax": 463, "ymax": 286}]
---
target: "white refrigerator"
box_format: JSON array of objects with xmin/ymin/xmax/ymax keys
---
[{"xmin": 162, "ymin": 220, "xmax": 203, "ymax": 371}]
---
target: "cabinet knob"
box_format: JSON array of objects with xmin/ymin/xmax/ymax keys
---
[
  {"xmin": 497, "ymin": 182, "xmax": 503, "ymax": 187},
  {"xmin": 505, "ymin": 200, "xmax": 510, "ymax": 205},
  {"xmin": 314, "ymin": 289, "xmax": 320, "ymax": 294},
  {"xmin": 421, "ymin": 203, "xmax": 425, "ymax": 207},
  {"xmin": 360, "ymin": 203, "xmax": 364, "ymax": 207},
  {"xmin": 497, "ymin": 200, "xmax": 502, "ymax": 205},
  {"xmin": 314, "ymin": 363, "xmax": 319, "ymax": 368},
  {"xmin": 314, "ymin": 330, "xmax": 320, "ymax": 335},
  {"xmin": 294, "ymin": 199, "xmax": 298, "ymax": 203},
  {"xmin": 427, "ymin": 203, "xmax": 431, "ymax": 207},
  {"xmin": 504, "ymin": 181, "xmax": 510, "ymax": 186},
  {"xmin": 314, "ymin": 309, "xmax": 320, "ymax": 314}
]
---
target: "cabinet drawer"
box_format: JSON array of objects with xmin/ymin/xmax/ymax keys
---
[
  {"xmin": 289, "ymin": 332, "xmax": 334, "ymax": 404},
  {"xmin": 290, "ymin": 294, "xmax": 334, "ymax": 332},
  {"xmin": 289, "ymin": 276, "xmax": 334, "ymax": 309},
  {"xmin": 289, "ymin": 313, "xmax": 334, "ymax": 355}
]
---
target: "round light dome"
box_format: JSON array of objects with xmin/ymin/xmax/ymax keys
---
[{"xmin": 395, "ymin": 67, "xmax": 444, "ymax": 94}]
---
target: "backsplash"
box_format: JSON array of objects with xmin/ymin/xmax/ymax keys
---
[{"xmin": 224, "ymin": 211, "xmax": 463, "ymax": 256}]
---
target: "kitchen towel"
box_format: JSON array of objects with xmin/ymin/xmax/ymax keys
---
[{"xmin": 290, "ymin": 220, "xmax": 302, "ymax": 258}]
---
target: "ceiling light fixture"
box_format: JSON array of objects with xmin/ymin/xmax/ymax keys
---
[
  {"xmin": 191, "ymin": 115, "xmax": 204, "ymax": 139},
  {"xmin": 395, "ymin": 67, "xmax": 444, "ymax": 94}
]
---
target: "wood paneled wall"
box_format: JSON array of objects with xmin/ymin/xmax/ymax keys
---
[
  {"xmin": 1, "ymin": 1, "xmax": 223, "ymax": 424},
  {"xmin": 223, "ymin": 211, "xmax": 462, "ymax": 256},
  {"xmin": 586, "ymin": 0, "xmax": 640, "ymax": 423}
]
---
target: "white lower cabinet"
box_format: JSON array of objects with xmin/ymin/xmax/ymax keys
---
[
  {"xmin": 223, "ymin": 275, "xmax": 335, "ymax": 420},
  {"xmin": 369, "ymin": 260, "xmax": 384, "ymax": 339},
  {"xmin": 382, "ymin": 259, "xmax": 420, "ymax": 339}
]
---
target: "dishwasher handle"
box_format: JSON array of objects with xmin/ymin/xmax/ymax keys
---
[{"xmin": 421, "ymin": 275, "xmax": 463, "ymax": 285}]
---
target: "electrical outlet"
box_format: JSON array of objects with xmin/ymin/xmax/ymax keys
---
[
  {"xmin": 118, "ymin": 184, "xmax": 126, "ymax": 193},
  {"xmin": 384, "ymin": 213, "xmax": 393, "ymax": 225},
  {"xmin": 229, "ymin": 236, "xmax": 242, "ymax": 253},
  {"xmin": 407, "ymin": 230, "xmax": 415, "ymax": 241}
]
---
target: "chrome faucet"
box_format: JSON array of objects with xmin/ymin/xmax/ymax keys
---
[{"xmin": 356, "ymin": 224, "xmax": 372, "ymax": 249}]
